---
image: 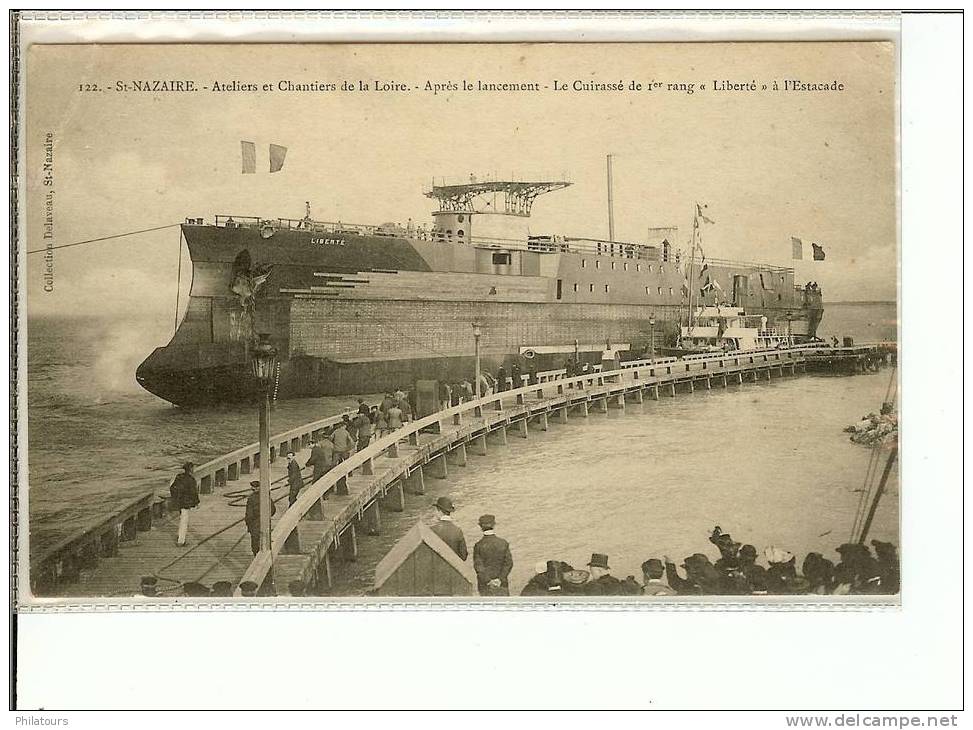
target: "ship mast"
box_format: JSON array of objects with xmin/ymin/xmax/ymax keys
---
[{"xmin": 686, "ymin": 203, "xmax": 701, "ymax": 335}]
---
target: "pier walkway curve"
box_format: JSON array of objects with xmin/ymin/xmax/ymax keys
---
[
  {"xmin": 29, "ymin": 345, "xmax": 858, "ymax": 600},
  {"xmin": 238, "ymin": 347, "xmax": 814, "ymax": 597}
]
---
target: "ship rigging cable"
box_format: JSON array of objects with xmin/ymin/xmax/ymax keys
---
[
  {"xmin": 24, "ymin": 222, "xmax": 181, "ymax": 254},
  {"xmin": 848, "ymin": 365, "xmax": 898, "ymax": 543}
]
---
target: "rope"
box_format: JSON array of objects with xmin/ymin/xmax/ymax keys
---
[
  {"xmin": 25, "ymin": 223, "xmax": 182, "ymax": 255},
  {"xmin": 150, "ymin": 478, "xmax": 291, "ymax": 582}
]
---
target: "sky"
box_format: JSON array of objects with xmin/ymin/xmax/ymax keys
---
[{"xmin": 23, "ymin": 41, "xmax": 896, "ymax": 350}]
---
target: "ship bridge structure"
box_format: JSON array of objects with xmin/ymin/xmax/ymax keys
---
[
  {"xmin": 424, "ymin": 179, "xmax": 571, "ymax": 246},
  {"xmin": 425, "ymin": 180, "xmax": 571, "ymax": 217}
]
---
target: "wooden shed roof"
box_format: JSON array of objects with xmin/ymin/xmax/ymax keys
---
[{"xmin": 373, "ymin": 521, "xmax": 476, "ymax": 591}]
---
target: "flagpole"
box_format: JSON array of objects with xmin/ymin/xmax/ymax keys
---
[{"xmin": 686, "ymin": 203, "xmax": 699, "ymax": 335}]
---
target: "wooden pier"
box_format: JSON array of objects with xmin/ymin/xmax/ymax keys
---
[{"xmin": 27, "ymin": 342, "xmax": 891, "ymax": 600}]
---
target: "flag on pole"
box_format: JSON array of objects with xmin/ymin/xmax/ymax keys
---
[
  {"xmin": 791, "ymin": 236, "xmax": 803, "ymax": 260},
  {"xmin": 241, "ymin": 141, "xmax": 256, "ymax": 174},
  {"xmin": 811, "ymin": 242, "xmax": 826, "ymax": 261},
  {"xmin": 696, "ymin": 203, "xmax": 716, "ymax": 225},
  {"xmin": 269, "ymin": 143, "xmax": 288, "ymax": 173}
]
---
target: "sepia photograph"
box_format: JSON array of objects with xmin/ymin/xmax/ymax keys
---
[{"xmin": 19, "ymin": 39, "xmax": 900, "ymax": 604}]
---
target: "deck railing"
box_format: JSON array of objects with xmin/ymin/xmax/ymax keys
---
[{"xmin": 201, "ymin": 215, "xmax": 792, "ymax": 271}]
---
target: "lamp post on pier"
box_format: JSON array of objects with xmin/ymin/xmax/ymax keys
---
[
  {"xmin": 251, "ymin": 333, "xmax": 278, "ymax": 556},
  {"xmin": 472, "ymin": 322, "xmax": 482, "ymax": 397},
  {"xmin": 648, "ymin": 316, "xmax": 656, "ymax": 361}
]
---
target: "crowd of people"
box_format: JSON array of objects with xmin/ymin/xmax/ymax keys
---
[
  {"xmin": 425, "ymin": 500, "xmax": 899, "ymax": 597},
  {"xmin": 517, "ymin": 525, "xmax": 900, "ymax": 597}
]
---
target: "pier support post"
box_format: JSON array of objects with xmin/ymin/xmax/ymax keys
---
[
  {"xmin": 722, "ymin": 375, "xmax": 728, "ymax": 388},
  {"xmin": 403, "ymin": 468, "xmax": 425, "ymax": 495},
  {"xmin": 427, "ymin": 454, "xmax": 448, "ymax": 479},
  {"xmin": 669, "ymin": 384, "xmax": 676, "ymax": 397},
  {"xmin": 447, "ymin": 443, "xmax": 468, "ymax": 467},
  {"xmin": 613, "ymin": 394, "xmax": 625, "ymax": 409},
  {"xmin": 705, "ymin": 377, "xmax": 712, "ymax": 390},
  {"xmin": 630, "ymin": 389, "xmax": 644, "ymax": 404},
  {"xmin": 384, "ymin": 480, "xmax": 406, "ymax": 511},
  {"xmin": 688, "ymin": 379, "xmax": 695, "ymax": 393},
  {"xmin": 535, "ymin": 413, "xmax": 549, "ymax": 431},
  {"xmin": 340, "ymin": 524, "xmax": 358, "ymax": 561},
  {"xmin": 767, "ymin": 369, "xmax": 772, "ymax": 381},
  {"xmin": 78, "ymin": 543, "xmax": 99, "ymax": 570},
  {"xmin": 121, "ymin": 517, "xmax": 137, "ymax": 542},
  {"xmin": 320, "ymin": 550, "xmax": 333, "ymax": 590},
  {"xmin": 283, "ymin": 528, "xmax": 302, "ymax": 555},
  {"xmin": 751, "ymin": 371, "xmax": 759, "ymax": 383},
  {"xmin": 652, "ymin": 385, "xmax": 660, "ymax": 400},
  {"xmin": 487, "ymin": 426, "xmax": 508, "ymax": 446},
  {"xmin": 471, "ymin": 433, "xmax": 488, "ymax": 456},
  {"xmin": 100, "ymin": 529, "xmax": 119, "ymax": 558},
  {"xmin": 738, "ymin": 372, "xmax": 744, "ymax": 384},
  {"xmin": 513, "ymin": 419, "xmax": 529, "ymax": 439},
  {"xmin": 556, "ymin": 407, "xmax": 568, "ymax": 424},
  {"xmin": 363, "ymin": 500, "xmax": 382, "ymax": 536},
  {"xmin": 593, "ymin": 397, "xmax": 609, "ymax": 414},
  {"xmin": 308, "ymin": 496, "xmax": 326, "ymax": 520}
]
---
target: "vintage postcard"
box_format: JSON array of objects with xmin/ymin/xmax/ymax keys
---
[{"xmin": 16, "ymin": 38, "xmax": 899, "ymax": 606}]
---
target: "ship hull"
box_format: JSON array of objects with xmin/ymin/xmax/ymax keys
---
[{"xmin": 136, "ymin": 222, "xmax": 825, "ymax": 405}]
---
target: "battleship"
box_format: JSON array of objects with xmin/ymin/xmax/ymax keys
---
[{"xmin": 136, "ymin": 175, "xmax": 824, "ymax": 406}]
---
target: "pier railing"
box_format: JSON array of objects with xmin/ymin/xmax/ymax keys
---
[{"xmin": 236, "ymin": 346, "xmax": 813, "ymax": 595}]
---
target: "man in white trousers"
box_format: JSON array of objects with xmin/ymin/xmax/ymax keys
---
[{"xmin": 169, "ymin": 462, "xmax": 200, "ymax": 547}]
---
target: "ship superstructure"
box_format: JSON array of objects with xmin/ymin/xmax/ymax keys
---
[{"xmin": 137, "ymin": 178, "xmax": 823, "ymax": 405}]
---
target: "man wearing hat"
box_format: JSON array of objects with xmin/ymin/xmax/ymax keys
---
[
  {"xmin": 169, "ymin": 462, "xmax": 200, "ymax": 547},
  {"xmin": 640, "ymin": 559, "xmax": 676, "ymax": 596},
  {"xmin": 430, "ymin": 496, "xmax": 467, "ymax": 560},
  {"xmin": 305, "ymin": 435, "xmax": 334, "ymax": 486},
  {"xmin": 245, "ymin": 480, "xmax": 277, "ymax": 555},
  {"xmin": 331, "ymin": 419, "xmax": 355, "ymax": 465},
  {"xmin": 583, "ymin": 553, "xmax": 624, "ymax": 595},
  {"xmin": 286, "ymin": 452, "xmax": 304, "ymax": 506},
  {"xmin": 473, "ymin": 514, "xmax": 513, "ymax": 596}
]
